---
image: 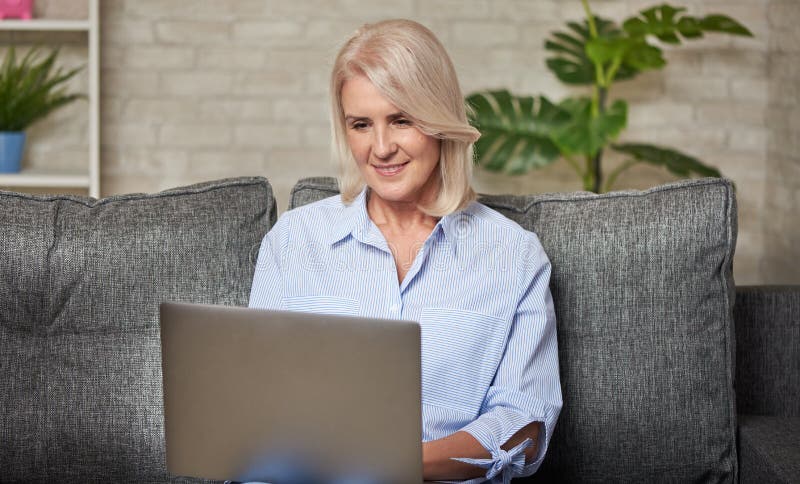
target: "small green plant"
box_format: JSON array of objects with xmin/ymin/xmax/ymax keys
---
[
  {"xmin": 467, "ymin": 1, "xmax": 753, "ymax": 193},
  {"xmin": 0, "ymin": 47, "xmax": 84, "ymax": 132}
]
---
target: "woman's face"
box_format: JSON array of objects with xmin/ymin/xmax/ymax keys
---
[{"xmin": 341, "ymin": 74, "xmax": 441, "ymax": 208}]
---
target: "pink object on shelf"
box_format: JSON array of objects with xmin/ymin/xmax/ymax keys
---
[{"xmin": 0, "ymin": 0, "xmax": 34, "ymax": 20}]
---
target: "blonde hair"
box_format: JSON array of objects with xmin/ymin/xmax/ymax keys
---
[{"xmin": 330, "ymin": 19, "xmax": 480, "ymax": 216}]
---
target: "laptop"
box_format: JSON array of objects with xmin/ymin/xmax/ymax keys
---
[{"xmin": 159, "ymin": 302, "xmax": 423, "ymax": 484}]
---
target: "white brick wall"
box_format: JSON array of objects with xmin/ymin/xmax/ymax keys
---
[
  {"xmin": 3, "ymin": 0, "xmax": 797, "ymax": 284},
  {"xmin": 763, "ymin": 0, "xmax": 800, "ymax": 283}
]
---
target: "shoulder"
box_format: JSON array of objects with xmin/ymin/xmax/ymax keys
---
[
  {"xmin": 267, "ymin": 194, "xmax": 346, "ymax": 242},
  {"xmin": 273, "ymin": 194, "xmax": 344, "ymax": 227},
  {"xmin": 454, "ymin": 201, "xmax": 550, "ymax": 277},
  {"xmin": 460, "ymin": 201, "xmax": 543, "ymax": 248},
  {"xmin": 284, "ymin": 194, "xmax": 345, "ymax": 219}
]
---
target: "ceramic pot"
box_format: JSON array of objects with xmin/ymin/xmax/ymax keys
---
[{"xmin": 0, "ymin": 131, "xmax": 25, "ymax": 173}]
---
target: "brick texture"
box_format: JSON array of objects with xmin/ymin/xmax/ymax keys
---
[
  {"xmin": 762, "ymin": 0, "xmax": 800, "ymax": 283},
  {"xmin": 2, "ymin": 0, "xmax": 796, "ymax": 284}
]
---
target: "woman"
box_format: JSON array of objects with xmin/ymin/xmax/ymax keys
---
[{"xmin": 250, "ymin": 19, "xmax": 562, "ymax": 483}]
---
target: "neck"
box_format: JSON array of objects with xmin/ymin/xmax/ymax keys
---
[{"xmin": 366, "ymin": 190, "xmax": 438, "ymax": 231}]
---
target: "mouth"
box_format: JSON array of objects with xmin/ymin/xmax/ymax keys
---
[{"xmin": 373, "ymin": 160, "xmax": 410, "ymax": 177}]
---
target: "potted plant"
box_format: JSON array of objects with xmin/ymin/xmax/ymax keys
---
[
  {"xmin": 466, "ymin": 1, "xmax": 753, "ymax": 193},
  {"xmin": 0, "ymin": 47, "xmax": 84, "ymax": 173}
]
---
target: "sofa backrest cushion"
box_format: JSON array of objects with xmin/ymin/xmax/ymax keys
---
[
  {"xmin": 734, "ymin": 285, "xmax": 800, "ymax": 418},
  {"xmin": 0, "ymin": 177, "xmax": 275, "ymax": 483},
  {"xmin": 289, "ymin": 177, "xmax": 738, "ymax": 483}
]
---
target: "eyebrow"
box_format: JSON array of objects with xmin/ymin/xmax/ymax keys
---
[{"xmin": 344, "ymin": 112, "xmax": 406, "ymax": 122}]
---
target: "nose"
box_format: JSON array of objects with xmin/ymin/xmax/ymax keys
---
[{"xmin": 372, "ymin": 126, "xmax": 397, "ymax": 160}]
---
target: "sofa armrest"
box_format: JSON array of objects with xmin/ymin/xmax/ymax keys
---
[
  {"xmin": 734, "ymin": 285, "xmax": 800, "ymax": 417},
  {"xmin": 738, "ymin": 415, "xmax": 800, "ymax": 483}
]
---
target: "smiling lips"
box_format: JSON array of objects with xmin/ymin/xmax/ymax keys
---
[{"xmin": 373, "ymin": 160, "xmax": 410, "ymax": 176}]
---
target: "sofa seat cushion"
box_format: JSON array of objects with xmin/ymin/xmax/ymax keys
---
[
  {"xmin": 738, "ymin": 415, "xmax": 800, "ymax": 483},
  {"xmin": 290, "ymin": 177, "xmax": 738, "ymax": 483},
  {"xmin": 0, "ymin": 178, "xmax": 275, "ymax": 483}
]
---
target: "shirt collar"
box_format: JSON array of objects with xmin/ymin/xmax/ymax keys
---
[
  {"xmin": 327, "ymin": 187, "xmax": 371, "ymax": 246},
  {"xmin": 438, "ymin": 201, "xmax": 478, "ymax": 256},
  {"xmin": 328, "ymin": 188, "xmax": 477, "ymax": 255}
]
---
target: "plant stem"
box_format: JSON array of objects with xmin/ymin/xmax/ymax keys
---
[
  {"xmin": 562, "ymin": 154, "xmax": 583, "ymax": 177},
  {"xmin": 591, "ymin": 86, "xmax": 608, "ymax": 193},
  {"xmin": 592, "ymin": 150, "xmax": 604, "ymax": 193},
  {"xmin": 605, "ymin": 56, "xmax": 623, "ymax": 86},
  {"xmin": 583, "ymin": 155, "xmax": 594, "ymax": 191},
  {"xmin": 582, "ymin": 0, "xmax": 604, "ymax": 117},
  {"xmin": 604, "ymin": 158, "xmax": 639, "ymax": 192},
  {"xmin": 582, "ymin": 0, "xmax": 598, "ymax": 39}
]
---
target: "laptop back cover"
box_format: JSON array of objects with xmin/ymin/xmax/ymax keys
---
[{"xmin": 160, "ymin": 302, "xmax": 422, "ymax": 484}]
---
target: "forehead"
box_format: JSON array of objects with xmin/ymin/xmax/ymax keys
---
[{"xmin": 340, "ymin": 74, "xmax": 399, "ymax": 116}]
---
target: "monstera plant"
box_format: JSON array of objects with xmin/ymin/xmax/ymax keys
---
[{"xmin": 467, "ymin": 1, "xmax": 752, "ymax": 192}]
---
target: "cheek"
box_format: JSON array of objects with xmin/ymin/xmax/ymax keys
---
[
  {"xmin": 426, "ymin": 139, "xmax": 441, "ymax": 162},
  {"xmin": 346, "ymin": 134, "xmax": 369, "ymax": 163},
  {"xmin": 403, "ymin": 131, "xmax": 440, "ymax": 161},
  {"xmin": 418, "ymin": 136, "xmax": 441, "ymax": 164}
]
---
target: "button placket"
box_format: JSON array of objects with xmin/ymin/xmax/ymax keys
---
[{"xmin": 386, "ymin": 258, "xmax": 403, "ymax": 319}]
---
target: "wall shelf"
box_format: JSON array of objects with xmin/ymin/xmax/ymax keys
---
[
  {"xmin": 0, "ymin": 0, "xmax": 99, "ymax": 197},
  {"xmin": 0, "ymin": 170, "xmax": 90, "ymax": 188},
  {"xmin": 0, "ymin": 19, "xmax": 90, "ymax": 31}
]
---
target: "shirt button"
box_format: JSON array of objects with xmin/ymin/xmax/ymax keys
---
[{"xmin": 389, "ymin": 304, "xmax": 399, "ymax": 313}]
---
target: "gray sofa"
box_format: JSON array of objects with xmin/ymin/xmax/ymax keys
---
[{"xmin": 1, "ymin": 176, "xmax": 797, "ymax": 483}]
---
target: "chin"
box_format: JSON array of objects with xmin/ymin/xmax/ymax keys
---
[
  {"xmin": 370, "ymin": 186, "xmax": 415, "ymax": 203},
  {"xmin": 362, "ymin": 171, "xmax": 440, "ymax": 206}
]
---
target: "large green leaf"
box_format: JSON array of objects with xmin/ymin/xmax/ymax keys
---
[
  {"xmin": 676, "ymin": 17, "xmax": 703, "ymax": 38},
  {"xmin": 612, "ymin": 142, "xmax": 721, "ymax": 177},
  {"xmin": 585, "ymin": 36, "xmax": 666, "ymax": 77},
  {"xmin": 466, "ymin": 90, "xmax": 570, "ymax": 174},
  {"xmin": 544, "ymin": 17, "xmax": 638, "ymax": 85},
  {"xmin": 622, "ymin": 4, "xmax": 753, "ymax": 42},
  {"xmin": 622, "ymin": 40, "xmax": 666, "ymax": 71},
  {"xmin": 585, "ymin": 37, "xmax": 629, "ymax": 65},
  {"xmin": 546, "ymin": 5, "xmax": 752, "ymax": 87},
  {"xmin": 699, "ymin": 15, "xmax": 753, "ymax": 36},
  {"xmin": 623, "ymin": 5, "xmax": 686, "ymax": 43},
  {"xmin": 551, "ymin": 98, "xmax": 628, "ymax": 157}
]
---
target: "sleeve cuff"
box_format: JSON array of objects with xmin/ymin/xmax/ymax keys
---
[
  {"xmin": 456, "ymin": 404, "xmax": 556, "ymax": 480},
  {"xmin": 451, "ymin": 438, "xmax": 531, "ymax": 484}
]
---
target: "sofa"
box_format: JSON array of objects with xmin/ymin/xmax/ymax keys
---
[{"xmin": 0, "ymin": 175, "xmax": 797, "ymax": 483}]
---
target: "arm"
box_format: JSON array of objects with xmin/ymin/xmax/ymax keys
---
[
  {"xmin": 248, "ymin": 216, "xmax": 288, "ymax": 309},
  {"xmin": 428, "ymin": 234, "xmax": 562, "ymax": 482},
  {"xmin": 423, "ymin": 423, "xmax": 541, "ymax": 481}
]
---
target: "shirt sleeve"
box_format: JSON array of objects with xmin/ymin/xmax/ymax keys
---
[
  {"xmin": 248, "ymin": 215, "xmax": 288, "ymax": 310},
  {"xmin": 455, "ymin": 233, "xmax": 562, "ymax": 482}
]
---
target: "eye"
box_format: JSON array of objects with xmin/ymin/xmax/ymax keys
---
[
  {"xmin": 350, "ymin": 120, "xmax": 369, "ymax": 130},
  {"xmin": 394, "ymin": 118, "xmax": 413, "ymax": 127}
]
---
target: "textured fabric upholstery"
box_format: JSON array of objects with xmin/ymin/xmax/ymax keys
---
[
  {"xmin": 734, "ymin": 286, "xmax": 800, "ymax": 417},
  {"xmin": 290, "ymin": 176, "xmax": 739, "ymax": 483},
  {"xmin": 289, "ymin": 176, "xmax": 340, "ymax": 210},
  {"xmin": 738, "ymin": 415, "xmax": 800, "ymax": 483},
  {"xmin": 0, "ymin": 178, "xmax": 275, "ymax": 483}
]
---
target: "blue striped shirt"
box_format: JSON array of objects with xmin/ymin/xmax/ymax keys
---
[{"xmin": 249, "ymin": 189, "xmax": 562, "ymax": 482}]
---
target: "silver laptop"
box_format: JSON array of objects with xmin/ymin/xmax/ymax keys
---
[{"xmin": 159, "ymin": 302, "xmax": 423, "ymax": 484}]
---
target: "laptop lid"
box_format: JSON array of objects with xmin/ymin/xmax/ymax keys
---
[{"xmin": 160, "ymin": 302, "xmax": 422, "ymax": 484}]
